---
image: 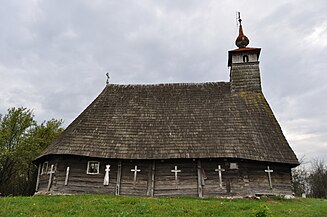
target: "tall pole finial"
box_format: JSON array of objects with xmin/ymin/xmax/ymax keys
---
[
  {"xmin": 106, "ymin": 72, "xmax": 110, "ymax": 85},
  {"xmin": 237, "ymin": 12, "xmax": 242, "ymax": 25}
]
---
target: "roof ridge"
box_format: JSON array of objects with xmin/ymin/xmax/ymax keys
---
[{"xmin": 106, "ymin": 81, "xmax": 230, "ymax": 88}]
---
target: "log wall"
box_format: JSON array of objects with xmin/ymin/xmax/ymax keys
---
[{"xmin": 36, "ymin": 156, "xmax": 293, "ymax": 197}]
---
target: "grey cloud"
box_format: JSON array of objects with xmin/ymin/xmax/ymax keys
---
[{"xmin": 0, "ymin": 0, "xmax": 326, "ymax": 162}]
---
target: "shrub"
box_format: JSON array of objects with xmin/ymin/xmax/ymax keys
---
[{"xmin": 253, "ymin": 204, "xmax": 273, "ymax": 217}]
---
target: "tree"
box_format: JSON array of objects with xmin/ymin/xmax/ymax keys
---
[
  {"xmin": 292, "ymin": 165, "xmax": 308, "ymax": 197},
  {"xmin": 0, "ymin": 107, "xmax": 35, "ymax": 195},
  {"xmin": 291, "ymin": 156, "xmax": 309, "ymax": 197},
  {"xmin": 307, "ymin": 159, "xmax": 327, "ymax": 198},
  {"xmin": 291, "ymin": 158, "xmax": 327, "ymax": 199},
  {"xmin": 0, "ymin": 107, "xmax": 63, "ymax": 196}
]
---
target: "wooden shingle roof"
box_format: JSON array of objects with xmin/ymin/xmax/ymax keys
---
[{"xmin": 37, "ymin": 82, "xmax": 299, "ymax": 166}]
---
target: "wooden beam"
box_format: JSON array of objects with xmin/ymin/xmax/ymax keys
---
[
  {"xmin": 149, "ymin": 161, "xmax": 155, "ymax": 197},
  {"xmin": 47, "ymin": 164, "xmax": 55, "ymax": 191},
  {"xmin": 146, "ymin": 162, "xmax": 151, "ymax": 196},
  {"xmin": 35, "ymin": 163, "xmax": 41, "ymax": 192},
  {"xmin": 197, "ymin": 160, "xmax": 203, "ymax": 198},
  {"xmin": 115, "ymin": 160, "xmax": 122, "ymax": 195}
]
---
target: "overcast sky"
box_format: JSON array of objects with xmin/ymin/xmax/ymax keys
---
[{"xmin": 0, "ymin": 0, "xmax": 326, "ymax": 164}]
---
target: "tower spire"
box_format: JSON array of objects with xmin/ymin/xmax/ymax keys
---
[
  {"xmin": 235, "ymin": 12, "xmax": 249, "ymax": 48},
  {"xmin": 228, "ymin": 13, "xmax": 262, "ymax": 92}
]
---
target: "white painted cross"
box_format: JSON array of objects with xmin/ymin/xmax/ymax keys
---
[
  {"xmin": 265, "ymin": 166, "xmax": 274, "ymax": 189},
  {"xmin": 47, "ymin": 164, "xmax": 55, "ymax": 191},
  {"xmin": 103, "ymin": 165, "xmax": 111, "ymax": 186},
  {"xmin": 171, "ymin": 165, "xmax": 181, "ymax": 189},
  {"xmin": 64, "ymin": 166, "xmax": 70, "ymax": 186},
  {"xmin": 215, "ymin": 165, "xmax": 225, "ymax": 188},
  {"xmin": 131, "ymin": 165, "xmax": 141, "ymax": 188}
]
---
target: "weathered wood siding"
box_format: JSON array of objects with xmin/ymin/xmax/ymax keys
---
[
  {"xmin": 37, "ymin": 156, "xmax": 118, "ymax": 194},
  {"xmin": 38, "ymin": 168, "xmax": 52, "ymax": 192},
  {"xmin": 36, "ymin": 156, "xmax": 293, "ymax": 197},
  {"xmin": 246, "ymin": 163, "xmax": 292, "ymax": 195},
  {"xmin": 202, "ymin": 160, "xmax": 231, "ymax": 196},
  {"xmin": 55, "ymin": 157, "xmax": 118, "ymax": 194},
  {"xmin": 202, "ymin": 160, "xmax": 292, "ymax": 197},
  {"xmin": 120, "ymin": 161, "xmax": 149, "ymax": 196},
  {"xmin": 154, "ymin": 160, "xmax": 198, "ymax": 196},
  {"xmin": 230, "ymin": 62, "xmax": 261, "ymax": 92}
]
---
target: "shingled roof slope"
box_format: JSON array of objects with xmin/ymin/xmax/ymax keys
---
[{"xmin": 37, "ymin": 82, "xmax": 299, "ymax": 165}]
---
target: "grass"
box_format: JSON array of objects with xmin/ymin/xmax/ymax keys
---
[{"xmin": 0, "ymin": 195, "xmax": 326, "ymax": 217}]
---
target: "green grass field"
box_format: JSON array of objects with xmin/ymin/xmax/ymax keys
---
[{"xmin": 0, "ymin": 195, "xmax": 326, "ymax": 217}]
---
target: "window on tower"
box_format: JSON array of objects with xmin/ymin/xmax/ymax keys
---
[{"xmin": 243, "ymin": 55, "xmax": 249, "ymax": 62}]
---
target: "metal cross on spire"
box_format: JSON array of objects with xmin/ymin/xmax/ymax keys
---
[
  {"xmin": 237, "ymin": 11, "xmax": 242, "ymax": 25},
  {"xmin": 106, "ymin": 72, "xmax": 110, "ymax": 85}
]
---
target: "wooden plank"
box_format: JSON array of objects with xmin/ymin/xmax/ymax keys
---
[
  {"xmin": 146, "ymin": 162, "xmax": 151, "ymax": 196},
  {"xmin": 197, "ymin": 160, "xmax": 203, "ymax": 198},
  {"xmin": 115, "ymin": 160, "xmax": 122, "ymax": 195},
  {"xmin": 150, "ymin": 161, "xmax": 155, "ymax": 197},
  {"xmin": 47, "ymin": 164, "xmax": 55, "ymax": 191},
  {"xmin": 35, "ymin": 163, "xmax": 41, "ymax": 192}
]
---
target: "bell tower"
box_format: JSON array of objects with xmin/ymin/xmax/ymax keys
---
[{"xmin": 228, "ymin": 13, "xmax": 262, "ymax": 92}]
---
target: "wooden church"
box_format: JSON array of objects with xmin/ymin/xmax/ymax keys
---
[{"xmin": 34, "ymin": 17, "xmax": 299, "ymax": 197}]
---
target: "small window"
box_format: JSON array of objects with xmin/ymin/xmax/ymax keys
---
[
  {"xmin": 41, "ymin": 161, "xmax": 48, "ymax": 174},
  {"xmin": 230, "ymin": 163, "xmax": 238, "ymax": 169},
  {"xmin": 87, "ymin": 161, "xmax": 100, "ymax": 174},
  {"xmin": 243, "ymin": 55, "xmax": 249, "ymax": 62}
]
